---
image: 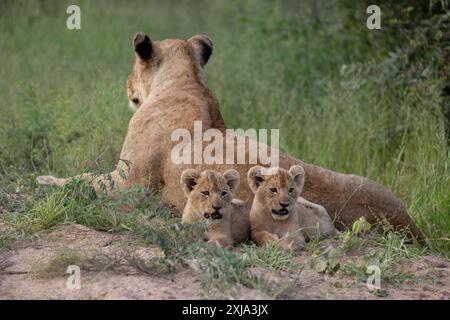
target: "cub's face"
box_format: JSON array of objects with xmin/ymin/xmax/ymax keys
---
[
  {"xmin": 127, "ymin": 32, "xmax": 213, "ymax": 111},
  {"xmin": 181, "ymin": 169, "xmax": 239, "ymax": 224},
  {"xmin": 247, "ymin": 166, "xmax": 305, "ymax": 221}
]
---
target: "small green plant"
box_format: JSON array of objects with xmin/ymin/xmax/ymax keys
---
[
  {"xmin": 310, "ymin": 246, "xmax": 341, "ymax": 274},
  {"xmin": 241, "ymin": 243, "xmax": 299, "ymax": 272},
  {"xmin": 0, "ymin": 230, "xmax": 16, "ymax": 251},
  {"xmin": 342, "ymin": 229, "xmax": 421, "ymax": 285},
  {"xmin": 187, "ymin": 243, "xmax": 272, "ymax": 297},
  {"xmin": 338, "ymin": 217, "xmax": 373, "ymax": 253},
  {"xmin": 136, "ymin": 211, "xmax": 207, "ymax": 269},
  {"xmin": 35, "ymin": 248, "xmax": 99, "ymax": 279}
]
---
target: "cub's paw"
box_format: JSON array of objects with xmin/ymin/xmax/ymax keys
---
[
  {"xmin": 263, "ymin": 232, "xmax": 280, "ymax": 243},
  {"xmin": 207, "ymin": 238, "xmax": 233, "ymax": 248},
  {"xmin": 275, "ymin": 238, "xmax": 295, "ymax": 251},
  {"xmin": 276, "ymin": 233, "xmax": 305, "ymax": 251}
]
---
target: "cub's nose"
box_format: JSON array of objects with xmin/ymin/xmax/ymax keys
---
[
  {"xmin": 279, "ymin": 202, "xmax": 289, "ymax": 208},
  {"xmin": 212, "ymin": 205, "xmax": 222, "ymax": 210}
]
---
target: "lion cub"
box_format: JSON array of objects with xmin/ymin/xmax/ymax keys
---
[
  {"xmin": 247, "ymin": 165, "xmax": 338, "ymax": 250},
  {"xmin": 180, "ymin": 169, "xmax": 250, "ymax": 247}
]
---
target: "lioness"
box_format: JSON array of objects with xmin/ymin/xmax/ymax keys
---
[
  {"xmin": 37, "ymin": 32, "xmax": 426, "ymax": 245},
  {"xmin": 181, "ymin": 169, "xmax": 250, "ymax": 246},
  {"xmin": 247, "ymin": 165, "xmax": 338, "ymax": 250}
]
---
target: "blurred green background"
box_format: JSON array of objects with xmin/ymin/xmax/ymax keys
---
[{"xmin": 0, "ymin": 0, "xmax": 448, "ymax": 254}]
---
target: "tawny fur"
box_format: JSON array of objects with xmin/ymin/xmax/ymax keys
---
[
  {"xmin": 296, "ymin": 197, "xmax": 339, "ymax": 241},
  {"xmin": 37, "ymin": 32, "xmax": 426, "ymax": 245},
  {"xmin": 248, "ymin": 165, "xmax": 338, "ymax": 250},
  {"xmin": 180, "ymin": 169, "xmax": 249, "ymax": 246}
]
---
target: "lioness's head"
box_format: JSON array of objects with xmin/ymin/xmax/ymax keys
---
[
  {"xmin": 247, "ymin": 166, "xmax": 305, "ymax": 220},
  {"xmin": 127, "ymin": 32, "xmax": 213, "ymax": 111},
  {"xmin": 181, "ymin": 169, "xmax": 239, "ymax": 223}
]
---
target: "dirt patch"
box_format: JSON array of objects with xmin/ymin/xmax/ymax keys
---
[
  {"xmin": 0, "ymin": 224, "xmax": 448, "ymax": 299},
  {"xmin": 287, "ymin": 253, "xmax": 449, "ymax": 299},
  {"xmin": 0, "ymin": 224, "xmax": 201, "ymax": 299}
]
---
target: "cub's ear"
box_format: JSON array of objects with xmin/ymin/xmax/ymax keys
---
[
  {"xmin": 289, "ymin": 165, "xmax": 305, "ymax": 193},
  {"xmin": 188, "ymin": 34, "xmax": 213, "ymax": 67},
  {"xmin": 181, "ymin": 169, "xmax": 201, "ymax": 196},
  {"xmin": 247, "ymin": 166, "xmax": 265, "ymax": 193},
  {"xmin": 223, "ymin": 170, "xmax": 240, "ymax": 193},
  {"xmin": 133, "ymin": 32, "xmax": 152, "ymax": 60}
]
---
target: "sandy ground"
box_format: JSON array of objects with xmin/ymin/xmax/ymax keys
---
[{"xmin": 0, "ymin": 224, "xmax": 448, "ymax": 300}]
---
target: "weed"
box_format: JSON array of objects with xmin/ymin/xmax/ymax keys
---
[{"xmin": 242, "ymin": 243, "xmax": 299, "ymax": 273}]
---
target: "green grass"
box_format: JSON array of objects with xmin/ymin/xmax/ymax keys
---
[
  {"xmin": 340, "ymin": 230, "xmax": 423, "ymax": 284},
  {"xmin": 242, "ymin": 243, "xmax": 299, "ymax": 272},
  {"xmin": 0, "ymin": 0, "xmax": 448, "ymax": 296}
]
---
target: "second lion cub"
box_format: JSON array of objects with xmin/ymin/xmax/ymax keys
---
[
  {"xmin": 181, "ymin": 169, "xmax": 250, "ymax": 247},
  {"xmin": 247, "ymin": 165, "xmax": 338, "ymax": 250}
]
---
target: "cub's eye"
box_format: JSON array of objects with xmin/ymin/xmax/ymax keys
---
[
  {"xmin": 221, "ymin": 191, "xmax": 228, "ymax": 198},
  {"xmin": 288, "ymin": 187, "xmax": 295, "ymax": 193},
  {"xmin": 269, "ymin": 188, "xmax": 278, "ymax": 193},
  {"xmin": 201, "ymin": 191, "xmax": 210, "ymax": 197}
]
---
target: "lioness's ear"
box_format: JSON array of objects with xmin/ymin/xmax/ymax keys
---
[
  {"xmin": 181, "ymin": 169, "xmax": 201, "ymax": 196},
  {"xmin": 188, "ymin": 34, "xmax": 213, "ymax": 67},
  {"xmin": 247, "ymin": 166, "xmax": 265, "ymax": 193},
  {"xmin": 223, "ymin": 170, "xmax": 240, "ymax": 193},
  {"xmin": 133, "ymin": 32, "xmax": 152, "ymax": 60},
  {"xmin": 289, "ymin": 165, "xmax": 305, "ymax": 193}
]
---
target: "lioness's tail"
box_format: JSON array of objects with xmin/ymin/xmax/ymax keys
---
[
  {"xmin": 36, "ymin": 175, "xmax": 67, "ymax": 186},
  {"xmin": 37, "ymin": 173, "xmax": 94, "ymax": 187},
  {"xmin": 37, "ymin": 170, "xmax": 128, "ymax": 195}
]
